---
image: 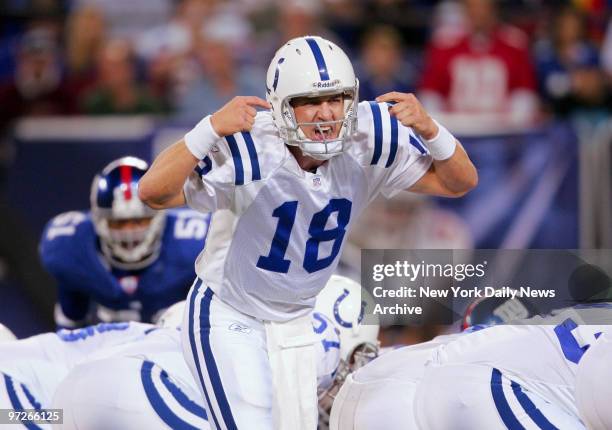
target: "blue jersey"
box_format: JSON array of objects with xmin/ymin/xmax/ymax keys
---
[{"xmin": 40, "ymin": 209, "xmax": 210, "ymax": 327}]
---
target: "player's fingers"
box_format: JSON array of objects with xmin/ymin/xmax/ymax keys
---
[
  {"xmin": 244, "ymin": 96, "xmax": 271, "ymax": 109},
  {"xmin": 388, "ymin": 103, "xmax": 411, "ymax": 116},
  {"xmin": 396, "ymin": 110, "xmax": 416, "ymax": 126},
  {"xmin": 246, "ymin": 106, "xmax": 257, "ymax": 117},
  {"xmin": 376, "ymin": 91, "xmax": 405, "ymax": 103},
  {"xmin": 242, "ymin": 114, "xmax": 255, "ymax": 130}
]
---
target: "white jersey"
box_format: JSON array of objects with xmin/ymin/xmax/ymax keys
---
[
  {"xmin": 0, "ymin": 322, "xmax": 153, "ymax": 380},
  {"xmin": 332, "ymin": 306, "xmax": 612, "ymax": 430},
  {"xmin": 52, "ymin": 319, "xmax": 340, "ymax": 430},
  {"xmin": 0, "ymin": 322, "xmax": 153, "ymax": 411},
  {"xmin": 431, "ymin": 304, "xmax": 612, "ymax": 417},
  {"xmin": 184, "ymin": 102, "xmax": 432, "ymax": 321}
]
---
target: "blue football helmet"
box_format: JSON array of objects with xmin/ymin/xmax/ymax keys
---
[{"xmin": 90, "ymin": 157, "xmax": 165, "ymax": 270}]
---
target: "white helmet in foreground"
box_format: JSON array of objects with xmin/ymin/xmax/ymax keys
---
[
  {"xmin": 266, "ymin": 35, "xmax": 359, "ymax": 160},
  {"xmin": 0, "ymin": 323, "xmax": 16, "ymax": 342},
  {"xmin": 157, "ymin": 301, "xmax": 186, "ymax": 329},
  {"xmin": 315, "ymin": 275, "xmax": 379, "ymax": 426},
  {"xmin": 316, "ymin": 274, "xmax": 379, "ymax": 364}
]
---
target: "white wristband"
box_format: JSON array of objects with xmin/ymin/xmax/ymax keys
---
[
  {"xmin": 184, "ymin": 115, "xmax": 221, "ymax": 160},
  {"xmin": 422, "ymin": 119, "xmax": 457, "ymax": 161}
]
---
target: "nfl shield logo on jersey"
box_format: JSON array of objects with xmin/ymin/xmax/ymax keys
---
[
  {"xmin": 119, "ymin": 276, "xmax": 139, "ymax": 295},
  {"xmin": 313, "ymin": 176, "xmax": 322, "ymax": 188}
]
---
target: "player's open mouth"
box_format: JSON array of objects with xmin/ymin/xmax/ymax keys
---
[{"xmin": 314, "ymin": 126, "xmax": 334, "ymax": 141}]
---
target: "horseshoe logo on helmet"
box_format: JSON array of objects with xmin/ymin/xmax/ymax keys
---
[{"xmin": 333, "ymin": 288, "xmax": 365, "ymax": 328}]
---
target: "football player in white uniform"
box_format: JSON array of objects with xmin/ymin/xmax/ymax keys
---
[
  {"xmin": 139, "ymin": 35, "xmax": 477, "ymax": 428},
  {"xmin": 331, "ymin": 304, "xmax": 612, "ymax": 430},
  {"xmin": 0, "ymin": 321, "xmax": 154, "ymax": 429},
  {"xmin": 574, "ymin": 332, "xmax": 612, "ymax": 430},
  {"xmin": 52, "ymin": 275, "xmax": 376, "ymax": 430},
  {"xmin": 314, "ymin": 275, "xmax": 380, "ymax": 429}
]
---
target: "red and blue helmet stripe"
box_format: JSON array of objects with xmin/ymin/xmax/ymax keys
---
[{"xmin": 92, "ymin": 156, "xmax": 149, "ymax": 210}]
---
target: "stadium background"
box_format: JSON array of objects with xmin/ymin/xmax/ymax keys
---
[{"xmin": 0, "ymin": 0, "xmax": 610, "ymax": 343}]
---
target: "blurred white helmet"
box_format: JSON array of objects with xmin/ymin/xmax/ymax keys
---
[
  {"xmin": 315, "ymin": 275, "xmax": 379, "ymax": 428},
  {"xmin": 266, "ymin": 35, "xmax": 359, "ymax": 160},
  {"xmin": 0, "ymin": 323, "xmax": 16, "ymax": 342},
  {"xmin": 157, "ymin": 301, "xmax": 186, "ymax": 329},
  {"xmin": 575, "ymin": 334, "xmax": 612, "ymax": 430},
  {"xmin": 316, "ymin": 275, "xmax": 379, "ymax": 364}
]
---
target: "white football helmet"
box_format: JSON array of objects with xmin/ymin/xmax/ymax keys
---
[
  {"xmin": 316, "ymin": 274, "xmax": 380, "ymax": 364},
  {"xmin": 0, "ymin": 323, "xmax": 16, "ymax": 342},
  {"xmin": 90, "ymin": 157, "xmax": 166, "ymax": 270},
  {"xmin": 315, "ymin": 275, "xmax": 379, "ymax": 428},
  {"xmin": 266, "ymin": 35, "xmax": 359, "ymax": 160},
  {"xmin": 157, "ymin": 301, "xmax": 186, "ymax": 329}
]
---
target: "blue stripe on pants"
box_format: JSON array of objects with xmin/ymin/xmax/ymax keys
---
[
  {"xmin": 3, "ymin": 373, "xmax": 43, "ymax": 430},
  {"xmin": 200, "ymin": 288, "xmax": 238, "ymax": 429},
  {"xmin": 141, "ymin": 361, "xmax": 202, "ymax": 430},
  {"xmin": 491, "ymin": 368, "xmax": 526, "ymax": 430},
  {"xmin": 187, "ymin": 279, "xmax": 222, "ymax": 429},
  {"xmin": 511, "ymin": 381, "xmax": 559, "ymax": 430}
]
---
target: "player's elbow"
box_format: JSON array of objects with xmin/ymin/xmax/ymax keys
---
[
  {"xmin": 138, "ymin": 180, "xmax": 167, "ymax": 209},
  {"xmin": 446, "ymin": 170, "xmax": 478, "ymax": 198},
  {"xmin": 463, "ymin": 168, "xmax": 479, "ymax": 193}
]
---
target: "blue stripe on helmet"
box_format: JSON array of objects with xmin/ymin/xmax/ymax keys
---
[
  {"xmin": 200, "ymin": 288, "xmax": 238, "ymax": 429},
  {"xmin": 3, "ymin": 373, "xmax": 43, "ymax": 430},
  {"xmin": 305, "ymin": 38, "xmax": 330, "ymax": 81},
  {"xmin": 241, "ymin": 132, "xmax": 261, "ymax": 181},
  {"xmin": 187, "ymin": 279, "xmax": 222, "ymax": 430},
  {"xmin": 273, "ymin": 57, "xmax": 285, "ymax": 91},
  {"xmin": 141, "ymin": 361, "xmax": 201, "ymax": 430},
  {"xmin": 369, "ymin": 102, "xmax": 383, "ymax": 165},
  {"xmin": 511, "ymin": 381, "xmax": 558, "ymax": 430},
  {"xmin": 490, "ymin": 368, "xmax": 526, "ymax": 430},
  {"xmin": 386, "ymin": 114, "xmax": 399, "ymax": 168},
  {"xmin": 225, "ymin": 135, "xmax": 244, "ymax": 185}
]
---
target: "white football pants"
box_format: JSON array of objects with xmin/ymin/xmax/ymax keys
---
[
  {"xmin": 51, "ymin": 357, "xmax": 208, "ymax": 430},
  {"xmin": 414, "ymin": 363, "xmax": 585, "ymax": 430},
  {"xmin": 182, "ymin": 278, "xmax": 317, "ymax": 430}
]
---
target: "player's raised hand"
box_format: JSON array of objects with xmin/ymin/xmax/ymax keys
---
[
  {"xmin": 210, "ymin": 96, "xmax": 271, "ymax": 136},
  {"xmin": 376, "ymin": 92, "xmax": 438, "ymax": 140}
]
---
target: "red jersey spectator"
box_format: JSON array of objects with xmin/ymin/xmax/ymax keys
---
[{"xmin": 419, "ymin": 0, "xmax": 539, "ymax": 127}]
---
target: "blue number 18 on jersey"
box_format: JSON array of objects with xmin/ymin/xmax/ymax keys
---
[{"xmin": 256, "ymin": 198, "xmax": 352, "ymax": 274}]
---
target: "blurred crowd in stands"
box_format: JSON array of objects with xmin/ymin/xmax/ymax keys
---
[
  {"xmin": 0, "ymin": 0, "xmax": 610, "ymax": 133},
  {"xmin": 1, "ymin": 0, "xmax": 609, "ymax": 336}
]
